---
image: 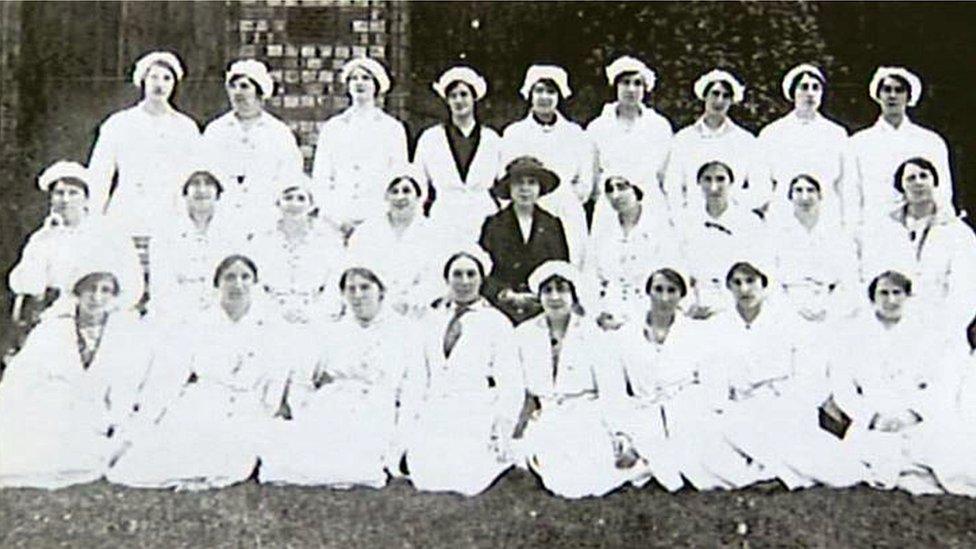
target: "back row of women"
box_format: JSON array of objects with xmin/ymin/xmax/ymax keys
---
[{"xmin": 3, "ymin": 51, "xmax": 976, "ymax": 498}]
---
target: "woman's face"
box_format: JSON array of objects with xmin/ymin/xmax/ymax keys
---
[
  {"xmin": 728, "ymin": 268, "xmax": 766, "ymax": 310},
  {"xmin": 385, "ymin": 178, "xmax": 419, "ymax": 214},
  {"xmin": 447, "ymin": 83, "xmax": 475, "ymax": 118},
  {"xmin": 790, "ymin": 179, "xmax": 822, "ymax": 213},
  {"xmin": 530, "ymin": 81, "xmax": 559, "ymax": 116},
  {"xmin": 872, "ymin": 278, "xmax": 908, "ymax": 322},
  {"xmin": 648, "ymin": 273, "xmax": 683, "ymax": 312},
  {"xmin": 793, "ymin": 73, "xmax": 823, "ymax": 113},
  {"xmin": 343, "ymin": 273, "xmax": 383, "ymax": 322},
  {"xmin": 540, "ymin": 277, "xmax": 574, "ymax": 318},
  {"xmin": 185, "ymin": 174, "xmax": 220, "ymax": 209},
  {"xmin": 347, "ymin": 67, "xmax": 378, "ymax": 101},
  {"xmin": 77, "ymin": 277, "xmax": 117, "ymax": 318},
  {"xmin": 447, "ymin": 256, "xmax": 482, "ymax": 303},
  {"xmin": 703, "ymin": 82, "xmax": 732, "ymax": 117},
  {"xmin": 698, "ymin": 164, "xmax": 732, "ymax": 201},
  {"xmin": 616, "ymin": 73, "xmax": 645, "ymax": 106},
  {"xmin": 50, "ymin": 180, "xmax": 88, "ymax": 218},
  {"xmin": 606, "ymin": 177, "xmax": 639, "ymax": 213},
  {"xmin": 227, "ymin": 76, "xmax": 262, "ymax": 116},
  {"xmin": 278, "ymin": 187, "xmax": 313, "ymax": 217},
  {"xmin": 143, "ymin": 64, "xmax": 176, "ymax": 103},
  {"xmin": 510, "ymin": 175, "xmax": 542, "ymax": 208},
  {"xmin": 878, "ymin": 76, "xmax": 909, "ymax": 116},
  {"xmin": 218, "ymin": 260, "xmax": 256, "ymax": 307},
  {"xmin": 900, "ymin": 163, "xmax": 936, "ymax": 205}
]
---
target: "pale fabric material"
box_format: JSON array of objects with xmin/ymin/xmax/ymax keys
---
[
  {"xmin": 849, "ymin": 116, "xmax": 954, "ymax": 223},
  {"xmin": 260, "ymin": 312, "xmax": 419, "ymax": 487},
  {"xmin": 202, "ymin": 110, "xmax": 304, "ymax": 227},
  {"xmin": 36, "ymin": 160, "xmax": 90, "ymax": 192},
  {"xmin": 757, "ymin": 111, "xmax": 852, "ymax": 226},
  {"xmin": 8, "ymin": 215, "xmax": 145, "ymax": 317},
  {"xmin": 663, "ymin": 117, "xmax": 762, "ymax": 213},
  {"xmin": 87, "ymin": 101, "xmax": 201, "ymax": 234},
  {"xmin": 586, "ymin": 102, "xmax": 674, "ymax": 229},
  {"xmin": 311, "ymin": 106, "xmax": 409, "ymax": 225},
  {"xmin": 108, "ymin": 303, "xmax": 290, "ymax": 489},
  {"xmin": 923, "ymin": 357, "xmax": 976, "ymax": 496},
  {"xmin": 404, "ymin": 299, "xmax": 522, "ymax": 496},
  {"xmin": 501, "ymin": 113, "xmax": 595, "ymax": 270},
  {"xmin": 415, "ymin": 123, "xmax": 502, "ymax": 247},
  {"xmin": 0, "ymin": 313, "xmax": 154, "ymax": 488}
]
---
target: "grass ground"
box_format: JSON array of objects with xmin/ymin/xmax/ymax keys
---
[{"xmin": 1, "ymin": 470, "xmax": 974, "ymax": 548}]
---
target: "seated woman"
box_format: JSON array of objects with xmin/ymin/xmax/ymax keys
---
[
  {"xmin": 860, "ymin": 157, "xmax": 976, "ymax": 345},
  {"xmin": 514, "ymin": 261, "xmax": 629, "ymax": 499},
  {"xmin": 108, "ymin": 254, "xmax": 290, "ymax": 490},
  {"xmin": 347, "ymin": 172, "xmax": 442, "ymax": 318},
  {"xmin": 404, "ymin": 249, "xmax": 523, "ymax": 496},
  {"xmin": 8, "ymin": 161, "xmax": 144, "ymax": 325},
  {"xmin": 588, "ymin": 175, "xmax": 682, "ymax": 331},
  {"xmin": 247, "ymin": 179, "xmax": 346, "ymax": 325},
  {"xmin": 676, "ymin": 161, "xmax": 765, "ymax": 320},
  {"xmin": 768, "ymin": 174, "xmax": 859, "ymax": 323},
  {"xmin": 479, "ymin": 157, "xmax": 570, "ymax": 324},
  {"xmin": 0, "ymin": 267, "xmax": 153, "ymax": 488},
  {"xmin": 260, "ymin": 265, "xmax": 421, "ymax": 488}
]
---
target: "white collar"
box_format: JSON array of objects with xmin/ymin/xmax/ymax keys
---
[
  {"xmin": 693, "ymin": 115, "xmax": 735, "ymax": 138},
  {"xmin": 874, "ymin": 114, "xmax": 916, "ymax": 133}
]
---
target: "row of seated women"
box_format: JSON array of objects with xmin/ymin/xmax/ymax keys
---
[{"xmin": 2, "ymin": 250, "xmax": 974, "ymax": 499}]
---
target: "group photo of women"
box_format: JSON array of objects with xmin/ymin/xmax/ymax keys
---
[{"xmin": 4, "ymin": 48, "xmax": 976, "ymax": 500}]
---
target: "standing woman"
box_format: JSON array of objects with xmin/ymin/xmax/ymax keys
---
[
  {"xmin": 500, "ymin": 64, "xmax": 593, "ymax": 269},
  {"xmin": 202, "ymin": 59, "xmax": 304, "ymax": 227},
  {"xmin": 587, "ymin": 55, "xmax": 674, "ymax": 230},
  {"xmin": 850, "ymin": 66, "xmax": 954, "ymax": 226},
  {"xmin": 404, "ymin": 249, "xmax": 523, "ymax": 496},
  {"xmin": 416, "ymin": 66, "xmax": 503, "ymax": 248},
  {"xmin": 757, "ymin": 64, "xmax": 851, "ymax": 226},
  {"xmin": 663, "ymin": 69, "xmax": 761, "ymax": 214},
  {"xmin": 87, "ymin": 51, "xmax": 201, "ymax": 238},
  {"xmin": 0, "ymin": 267, "xmax": 154, "ymax": 488},
  {"xmin": 479, "ymin": 157, "xmax": 570, "ymax": 324},
  {"xmin": 312, "ymin": 57, "xmax": 409, "ymax": 240}
]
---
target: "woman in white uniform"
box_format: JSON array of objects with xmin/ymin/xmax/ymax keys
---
[
  {"xmin": 347, "ymin": 172, "xmax": 442, "ymax": 318},
  {"xmin": 501, "ymin": 65, "xmax": 594, "ymax": 269},
  {"xmin": 850, "ymin": 66, "xmax": 954, "ymax": 226},
  {"xmin": 663, "ymin": 69, "xmax": 761, "ymax": 214},
  {"xmin": 108, "ymin": 255, "xmax": 289, "ymax": 490},
  {"xmin": 247, "ymin": 180, "xmax": 346, "ymax": 325},
  {"xmin": 514, "ymin": 261, "xmax": 630, "ymax": 499},
  {"xmin": 260, "ymin": 266, "xmax": 421, "ymax": 488},
  {"xmin": 202, "ymin": 59, "xmax": 304, "ymax": 227},
  {"xmin": 87, "ymin": 51, "xmax": 201, "ymax": 236},
  {"xmin": 415, "ymin": 66, "xmax": 502, "ymax": 248},
  {"xmin": 8, "ymin": 161, "xmax": 145, "ymax": 323},
  {"xmin": 404, "ymin": 249, "xmax": 523, "ymax": 496},
  {"xmin": 586, "ymin": 56, "xmax": 673, "ymax": 229},
  {"xmin": 312, "ymin": 57, "xmax": 409, "ymax": 240},
  {"xmin": 757, "ymin": 63, "xmax": 852, "ymax": 226},
  {"xmin": 0, "ymin": 269, "xmax": 153, "ymax": 489}
]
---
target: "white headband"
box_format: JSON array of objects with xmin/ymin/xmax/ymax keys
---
[
  {"xmin": 693, "ymin": 69, "xmax": 745, "ymax": 104},
  {"xmin": 132, "ymin": 51, "xmax": 185, "ymax": 87},
  {"xmin": 340, "ymin": 57, "xmax": 392, "ymax": 95},
  {"xmin": 869, "ymin": 66, "xmax": 923, "ymax": 107},
  {"xmin": 432, "ymin": 66, "xmax": 488, "ymax": 101},
  {"xmin": 781, "ymin": 63, "xmax": 826, "ymax": 101},
  {"xmin": 226, "ymin": 59, "xmax": 275, "ymax": 99},
  {"xmin": 520, "ymin": 64, "xmax": 572, "ymax": 100},
  {"xmin": 37, "ymin": 160, "xmax": 90, "ymax": 193},
  {"xmin": 605, "ymin": 55, "xmax": 657, "ymax": 92}
]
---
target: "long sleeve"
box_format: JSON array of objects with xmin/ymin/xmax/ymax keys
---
[
  {"xmin": 8, "ymin": 233, "xmax": 50, "ymax": 296},
  {"xmin": 87, "ymin": 117, "xmax": 121, "ymax": 214}
]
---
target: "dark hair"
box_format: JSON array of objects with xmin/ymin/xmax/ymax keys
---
[
  {"xmin": 50, "ymin": 177, "xmax": 90, "ymax": 199},
  {"xmin": 445, "ymin": 80, "xmax": 476, "ymax": 98},
  {"xmin": 182, "ymin": 170, "xmax": 224, "ymax": 198},
  {"xmin": 604, "ymin": 176, "xmax": 644, "ymax": 202},
  {"xmin": 867, "ymin": 270, "xmax": 913, "ymax": 301},
  {"xmin": 703, "ymin": 80, "xmax": 734, "ymax": 98},
  {"xmin": 278, "ymin": 184, "xmax": 315, "ymax": 205},
  {"xmin": 139, "ymin": 61, "xmax": 180, "ymax": 102},
  {"xmin": 228, "ymin": 73, "xmax": 267, "ymax": 98},
  {"xmin": 338, "ymin": 267, "xmax": 386, "ymax": 295},
  {"xmin": 537, "ymin": 274, "xmax": 585, "ymax": 316},
  {"xmin": 213, "ymin": 254, "xmax": 259, "ymax": 288},
  {"xmin": 725, "ymin": 262, "xmax": 769, "ymax": 289},
  {"xmin": 645, "ymin": 268, "xmax": 688, "ymax": 298},
  {"xmin": 443, "ymin": 252, "xmax": 487, "ymax": 281},
  {"xmin": 696, "ymin": 161, "xmax": 735, "ymax": 184},
  {"xmin": 530, "ymin": 78, "xmax": 563, "ymax": 101},
  {"xmin": 612, "ymin": 70, "xmax": 642, "ymax": 88},
  {"xmin": 787, "ymin": 174, "xmax": 822, "ymax": 200},
  {"xmin": 787, "ymin": 70, "xmax": 825, "ymax": 100},
  {"xmin": 72, "ymin": 271, "xmax": 120, "ymax": 297},
  {"xmin": 875, "ymin": 73, "xmax": 912, "ymax": 99},
  {"xmin": 386, "ymin": 175, "xmax": 422, "ymax": 198},
  {"xmin": 345, "ymin": 68, "xmax": 381, "ymax": 98},
  {"xmin": 893, "ymin": 157, "xmax": 939, "ymax": 195}
]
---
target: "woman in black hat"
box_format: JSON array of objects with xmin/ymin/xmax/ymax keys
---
[{"xmin": 478, "ymin": 156, "xmax": 569, "ymax": 324}]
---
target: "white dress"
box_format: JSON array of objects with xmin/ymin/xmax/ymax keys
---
[
  {"xmin": 201, "ymin": 110, "xmax": 304, "ymax": 227},
  {"xmin": 87, "ymin": 101, "xmax": 201, "ymax": 234},
  {"xmin": 404, "ymin": 298, "xmax": 523, "ymax": 496},
  {"xmin": 259, "ymin": 312, "xmax": 419, "ymax": 488},
  {"xmin": 415, "ymin": 123, "xmax": 503, "ymax": 248},
  {"xmin": 0, "ymin": 312, "xmax": 153, "ymax": 488},
  {"xmin": 515, "ymin": 314, "xmax": 630, "ymax": 498},
  {"xmin": 311, "ymin": 106, "xmax": 409, "ymax": 225},
  {"xmin": 923, "ymin": 353, "xmax": 976, "ymax": 496}
]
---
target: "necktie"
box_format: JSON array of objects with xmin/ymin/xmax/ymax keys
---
[{"xmin": 443, "ymin": 303, "xmax": 473, "ymax": 359}]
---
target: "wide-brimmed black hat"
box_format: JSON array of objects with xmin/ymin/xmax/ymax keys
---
[{"xmin": 495, "ymin": 156, "xmax": 560, "ymax": 200}]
